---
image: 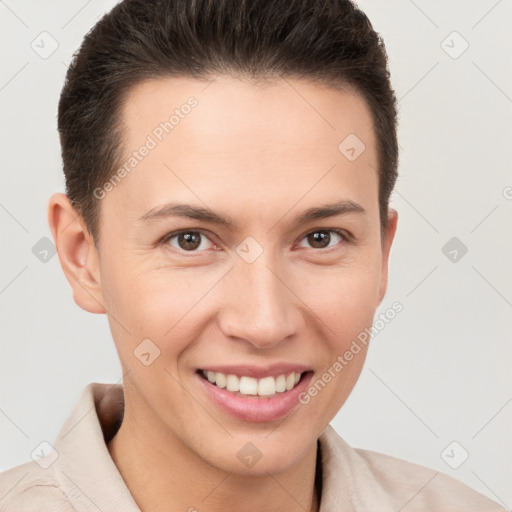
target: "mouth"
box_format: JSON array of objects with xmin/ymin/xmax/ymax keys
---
[
  {"xmin": 195, "ymin": 366, "xmax": 314, "ymax": 423},
  {"xmin": 197, "ymin": 369, "xmax": 309, "ymax": 398}
]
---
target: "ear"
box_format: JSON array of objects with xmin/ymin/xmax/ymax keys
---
[
  {"xmin": 378, "ymin": 208, "xmax": 398, "ymax": 304},
  {"xmin": 47, "ymin": 193, "xmax": 106, "ymax": 314}
]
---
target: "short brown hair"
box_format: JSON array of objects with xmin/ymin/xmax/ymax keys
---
[{"xmin": 58, "ymin": 0, "xmax": 399, "ymax": 246}]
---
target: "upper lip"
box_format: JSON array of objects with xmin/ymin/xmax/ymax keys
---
[{"xmin": 198, "ymin": 363, "xmax": 312, "ymax": 379}]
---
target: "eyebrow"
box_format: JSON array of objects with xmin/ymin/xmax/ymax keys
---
[{"xmin": 137, "ymin": 199, "xmax": 366, "ymax": 229}]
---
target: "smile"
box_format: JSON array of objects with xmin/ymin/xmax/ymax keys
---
[
  {"xmin": 200, "ymin": 369, "xmax": 303, "ymax": 397},
  {"xmin": 196, "ymin": 364, "xmax": 314, "ymax": 422}
]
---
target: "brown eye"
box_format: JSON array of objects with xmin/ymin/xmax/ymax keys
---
[
  {"xmin": 166, "ymin": 231, "xmax": 214, "ymax": 252},
  {"xmin": 299, "ymin": 230, "xmax": 344, "ymax": 250},
  {"xmin": 178, "ymin": 232, "xmax": 201, "ymax": 250},
  {"xmin": 307, "ymin": 231, "xmax": 330, "ymax": 248}
]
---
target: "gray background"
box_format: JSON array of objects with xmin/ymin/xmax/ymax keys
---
[{"xmin": 1, "ymin": 0, "xmax": 511, "ymax": 507}]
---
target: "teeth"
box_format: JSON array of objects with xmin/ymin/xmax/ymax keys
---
[
  {"xmin": 226, "ymin": 374, "xmax": 240, "ymax": 392},
  {"xmin": 258, "ymin": 376, "xmax": 276, "ymax": 396},
  {"xmin": 202, "ymin": 370, "xmax": 303, "ymax": 396},
  {"xmin": 215, "ymin": 372, "xmax": 226, "ymax": 388},
  {"xmin": 275, "ymin": 375, "xmax": 286, "ymax": 392},
  {"xmin": 240, "ymin": 376, "xmax": 258, "ymax": 395}
]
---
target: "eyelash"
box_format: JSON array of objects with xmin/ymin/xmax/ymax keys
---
[{"xmin": 159, "ymin": 228, "xmax": 352, "ymax": 255}]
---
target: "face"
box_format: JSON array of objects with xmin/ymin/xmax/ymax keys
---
[{"xmin": 53, "ymin": 75, "xmax": 397, "ymax": 475}]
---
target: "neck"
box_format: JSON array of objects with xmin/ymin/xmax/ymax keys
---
[{"xmin": 107, "ymin": 397, "xmax": 321, "ymax": 512}]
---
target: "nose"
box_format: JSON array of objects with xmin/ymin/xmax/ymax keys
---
[{"xmin": 217, "ymin": 256, "xmax": 303, "ymax": 349}]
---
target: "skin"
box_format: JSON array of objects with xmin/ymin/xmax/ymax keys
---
[{"xmin": 48, "ymin": 75, "xmax": 397, "ymax": 512}]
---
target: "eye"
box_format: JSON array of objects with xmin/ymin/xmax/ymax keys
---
[
  {"xmin": 164, "ymin": 230, "xmax": 215, "ymax": 252},
  {"xmin": 298, "ymin": 229, "xmax": 346, "ymax": 250}
]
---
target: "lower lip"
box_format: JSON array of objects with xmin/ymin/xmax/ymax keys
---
[{"xmin": 196, "ymin": 371, "xmax": 314, "ymax": 423}]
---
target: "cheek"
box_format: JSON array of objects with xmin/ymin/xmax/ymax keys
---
[
  {"xmin": 291, "ymin": 266, "xmax": 379, "ymax": 426},
  {"xmin": 100, "ymin": 258, "xmax": 226, "ymax": 352},
  {"xmin": 296, "ymin": 256, "xmax": 382, "ymax": 336},
  {"xmin": 301, "ymin": 265, "xmax": 381, "ymax": 402}
]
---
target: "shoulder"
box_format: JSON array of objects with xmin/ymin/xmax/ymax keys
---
[
  {"xmin": 0, "ymin": 461, "xmax": 74, "ymax": 512},
  {"xmin": 355, "ymin": 447, "xmax": 505, "ymax": 511},
  {"xmin": 320, "ymin": 425, "xmax": 506, "ymax": 511}
]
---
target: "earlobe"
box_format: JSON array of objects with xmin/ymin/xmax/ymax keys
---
[
  {"xmin": 48, "ymin": 193, "xmax": 106, "ymax": 314},
  {"xmin": 378, "ymin": 208, "xmax": 398, "ymax": 304}
]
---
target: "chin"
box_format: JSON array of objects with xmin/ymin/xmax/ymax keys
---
[{"xmin": 203, "ymin": 432, "xmax": 316, "ymax": 476}]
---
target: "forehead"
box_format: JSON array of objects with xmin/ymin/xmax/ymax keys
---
[
  {"xmin": 121, "ymin": 75, "xmax": 376, "ymax": 151},
  {"xmin": 110, "ymin": 75, "xmax": 379, "ymax": 223}
]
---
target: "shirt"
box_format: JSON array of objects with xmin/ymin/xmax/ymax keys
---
[{"xmin": 0, "ymin": 382, "xmax": 506, "ymax": 511}]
